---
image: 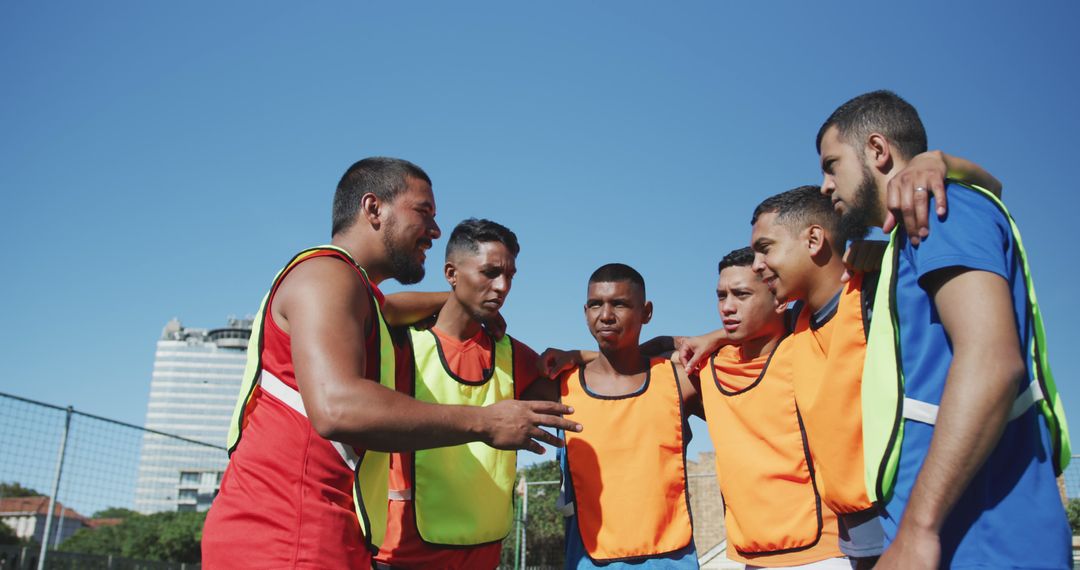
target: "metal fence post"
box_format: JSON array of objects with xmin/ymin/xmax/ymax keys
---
[
  {"xmin": 519, "ymin": 481, "xmax": 529, "ymax": 570},
  {"xmin": 37, "ymin": 405, "xmax": 73, "ymax": 570}
]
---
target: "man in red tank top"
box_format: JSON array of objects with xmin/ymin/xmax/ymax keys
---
[{"xmin": 202, "ymin": 158, "xmax": 580, "ymax": 569}]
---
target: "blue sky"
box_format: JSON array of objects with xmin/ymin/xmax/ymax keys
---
[{"xmin": 2, "ymin": 1, "xmax": 1078, "ymax": 467}]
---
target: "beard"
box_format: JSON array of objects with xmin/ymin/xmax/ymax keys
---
[
  {"xmin": 837, "ymin": 162, "xmax": 880, "ymax": 243},
  {"xmin": 381, "ymin": 218, "xmax": 426, "ymax": 285}
]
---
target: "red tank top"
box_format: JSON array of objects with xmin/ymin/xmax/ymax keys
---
[{"xmin": 202, "ymin": 250, "xmax": 383, "ymax": 569}]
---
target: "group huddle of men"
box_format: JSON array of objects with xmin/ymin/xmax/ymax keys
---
[{"xmin": 200, "ymin": 90, "xmax": 1072, "ymax": 569}]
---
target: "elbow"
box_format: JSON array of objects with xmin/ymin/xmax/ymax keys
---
[{"xmin": 307, "ymin": 402, "xmax": 375, "ymax": 443}]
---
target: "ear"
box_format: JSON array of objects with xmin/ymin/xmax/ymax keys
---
[
  {"xmin": 865, "ymin": 133, "xmax": 894, "ymax": 172},
  {"xmin": 360, "ymin": 193, "xmax": 382, "ymax": 229},
  {"xmin": 773, "ymin": 298, "xmax": 787, "ymax": 315},
  {"xmin": 444, "ymin": 262, "xmax": 457, "ymax": 288},
  {"xmin": 641, "ymin": 300, "xmax": 654, "ymax": 325},
  {"xmin": 806, "ymin": 224, "xmax": 827, "ymax": 257}
]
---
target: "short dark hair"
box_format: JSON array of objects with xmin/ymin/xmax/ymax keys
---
[
  {"xmin": 331, "ymin": 157, "xmax": 432, "ymax": 236},
  {"xmin": 718, "ymin": 247, "xmax": 754, "ymax": 274},
  {"xmin": 588, "ymin": 263, "xmax": 646, "ymax": 297},
  {"xmin": 751, "ymin": 185, "xmax": 843, "ymax": 251},
  {"xmin": 445, "ymin": 218, "xmax": 521, "ymax": 260},
  {"xmin": 816, "ymin": 90, "xmax": 928, "ymax": 161}
]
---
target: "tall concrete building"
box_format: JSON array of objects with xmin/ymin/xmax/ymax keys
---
[{"xmin": 134, "ymin": 317, "xmax": 251, "ymax": 513}]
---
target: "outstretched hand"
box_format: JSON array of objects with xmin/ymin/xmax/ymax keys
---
[{"xmin": 480, "ymin": 400, "xmax": 581, "ymax": 454}]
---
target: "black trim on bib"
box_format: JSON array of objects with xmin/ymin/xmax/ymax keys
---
[
  {"xmin": 577, "ymin": 364, "xmax": 650, "ymax": 400},
  {"xmin": 709, "ymin": 338, "xmax": 786, "ymax": 397},
  {"xmin": 430, "ymin": 329, "xmax": 497, "ymax": 386}
]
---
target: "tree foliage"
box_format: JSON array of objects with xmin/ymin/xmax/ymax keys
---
[
  {"xmin": 0, "ymin": 521, "xmax": 20, "ymax": 546},
  {"xmin": 0, "ymin": 482, "xmax": 42, "ymax": 498},
  {"xmin": 91, "ymin": 507, "xmax": 139, "ymax": 519},
  {"xmin": 1067, "ymin": 498, "xmax": 1080, "ymax": 535},
  {"xmin": 59, "ymin": 510, "xmax": 206, "ymax": 563},
  {"xmin": 500, "ymin": 460, "xmax": 565, "ymax": 568}
]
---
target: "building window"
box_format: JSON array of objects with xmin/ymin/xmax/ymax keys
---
[
  {"xmin": 179, "ymin": 471, "xmax": 200, "ymax": 485},
  {"xmin": 178, "ymin": 489, "xmax": 198, "ymax": 501}
]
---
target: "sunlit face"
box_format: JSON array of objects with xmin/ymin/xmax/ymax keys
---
[
  {"xmin": 584, "ymin": 280, "xmax": 652, "ymax": 352},
  {"xmin": 381, "ymin": 176, "xmax": 441, "ymax": 284},
  {"xmin": 716, "ymin": 265, "xmax": 784, "ymax": 343},
  {"xmin": 446, "ymin": 241, "xmax": 517, "ymax": 321},
  {"xmin": 750, "ymin": 212, "xmax": 813, "ymax": 304},
  {"xmin": 818, "ymin": 125, "xmax": 880, "ymax": 238}
]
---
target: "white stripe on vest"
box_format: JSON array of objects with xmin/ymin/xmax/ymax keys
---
[
  {"xmin": 902, "ymin": 379, "xmax": 1045, "ymax": 425},
  {"xmin": 258, "ymin": 370, "xmax": 361, "ymax": 471}
]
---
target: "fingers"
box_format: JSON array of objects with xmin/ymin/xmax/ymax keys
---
[
  {"xmin": 522, "ymin": 439, "xmax": 545, "ymax": 454},
  {"xmin": 899, "ymin": 180, "xmax": 919, "ymax": 245},
  {"xmin": 913, "ymin": 183, "xmax": 930, "ymax": 239},
  {"xmin": 684, "ymin": 349, "xmax": 706, "ymax": 375},
  {"xmin": 525, "ymin": 399, "xmax": 575, "ymax": 417},
  {"xmin": 534, "ymin": 413, "xmax": 582, "ymax": 433},
  {"xmin": 529, "ymin": 427, "xmax": 564, "ymax": 448},
  {"xmin": 882, "ymin": 210, "xmax": 897, "ymax": 233},
  {"xmin": 930, "ymin": 176, "xmax": 947, "ymax": 218}
]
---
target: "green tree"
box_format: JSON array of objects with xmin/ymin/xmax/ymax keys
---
[
  {"xmin": 59, "ymin": 510, "xmax": 207, "ymax": 563},
  {"xmin": 91, "ymin": 507, "xmax": 139, "ymax": 519},
  {"xmin": 1067, "ymin": 498, "xmax": 1080, "ymax": 535},
  {"xmin": 0, "ymin": 482, "xmax": 42, "ymax": 498},
  {"xmin": 500, "ymin": 460, "xmax": 564, "ymax": 569},
  {"xmin": 0, "ymin": 521, "xmax": 20, "ymax": 546}
]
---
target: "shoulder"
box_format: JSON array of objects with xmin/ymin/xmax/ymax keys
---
[{"xmin": 907, "ymin": 183, "xmax": 1012, "ymax": 284}]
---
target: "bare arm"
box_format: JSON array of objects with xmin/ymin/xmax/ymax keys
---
[
  {"xmin": 676, "ymin": 329, "xmax": 731, "ymax": 374},
  {"xmin": 381, "ymin": 291, "xmax": 449, "ymax": 326},
  {"xmin": 277, "ymin": 259, "xmax": 580, "ymax": 454},
  {"xmin": 885, "ymin": 151, "xmax": 1003, "ymax": 243},
  {"xmin": 672, "ymin": 363, "xmax": 704, "ymax": 420},
  {"xmin": 876, "ymin": 268, "xmax": 1024, "ymax": 569}
]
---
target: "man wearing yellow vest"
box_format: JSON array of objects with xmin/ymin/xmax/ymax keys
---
[
  {"xmin": 817, "ymin": 91, "xmax": 1070, "ymax": 569},
  {"xmin": 554, "ymin": 263, "xmax": 702, "ymax": 569},
  {"xmin": 696, "ymin": 246, "xmax": 847, "ymax": 569},
  {"xmin": 376, "ymin": 218, "xmax": 554, "ymax": 569},
  {"xmin": 202, "ymin": 157, "xmax": 580, "ymax": 569}
]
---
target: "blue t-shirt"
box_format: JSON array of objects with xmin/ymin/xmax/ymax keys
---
[
  {"xmin": 882, "ymin": 183, "xmax": 1070, "ymax": 568},
  {"xmin": 557, "ymin": 446, "xmax": 699, "ymax": 570}
]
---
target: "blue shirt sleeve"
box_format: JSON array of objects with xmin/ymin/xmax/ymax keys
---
[{"xmin": 910, "ymin": 183, "xmax": 1012, "ymax": 288}]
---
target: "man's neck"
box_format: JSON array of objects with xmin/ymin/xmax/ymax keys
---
[
  {"xmin": 592, "ymin": 345, "xmax": 649, "ymax": 377},
  {"xmin": 738, "ymin": 332, "xmax": 782, "ymax": 361},
  {"xmin": 432, "ymin": 298, "xmax": 483, "ymax": 340},
  {"xmin": 805, "ymin": 259, "xmax": 846, "ymax": 313},
  {"xmin": 331, "ymin": 233, "xmax": 388, "ymax": 284}
]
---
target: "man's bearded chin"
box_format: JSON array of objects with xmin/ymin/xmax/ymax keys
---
[
  {"xmin": 382, "ymin": 226, "xmax": 426, "ymax": 285},
  {"xmin": 838, "ymin": 168, "xmax": 880, "ymax": 243}
]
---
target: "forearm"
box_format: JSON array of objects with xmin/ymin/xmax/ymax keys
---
[
  {"xmin": 899, "ymin": 353, "xmax": 1020, "ymax": 533},
  {"xmin": 381, "ymin": 291, "xmax": 449, "ymax": 326},
  {"xmin": 309, "ymin": 378, "xmax": 486, "ymax": 452},
  {"xmin": 941, "ymin": 151, "xmax": 1003, "ymax": 197}
]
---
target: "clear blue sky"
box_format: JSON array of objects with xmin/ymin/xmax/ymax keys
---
[{"xmin": 2, "ymin": 1, "xmax": 1078, "ymax": 467}]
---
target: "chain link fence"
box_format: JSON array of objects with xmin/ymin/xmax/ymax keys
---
[
  {"xmin": 0, "ymin": 391, "xmax": 224, "ymax": 569},
  {"xmin": 4, "ymin": 388, "xmax": 1080, "ymax": 570}
]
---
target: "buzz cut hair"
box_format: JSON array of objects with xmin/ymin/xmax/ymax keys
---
[
  {"xmin": 751, "ymin": 185, "xmax": 843, "ymax": 250},
  {"xmin": 331, "ymin": 157, "xmax": 432, "ymax": 237},
  {"xmin": 718, "ymin": 247, "xmax": 754, "ymax": 274},
  {"xmin": 588, "ymin": 263, "xmax": 646, "ymax": 297},
  {"xmin": 816, "ymin": 90, "xmax": 928, "ymax": 161},
  {"xmin": 445, "ymin": 218, "xmax": 521, "ymax": 260}
]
